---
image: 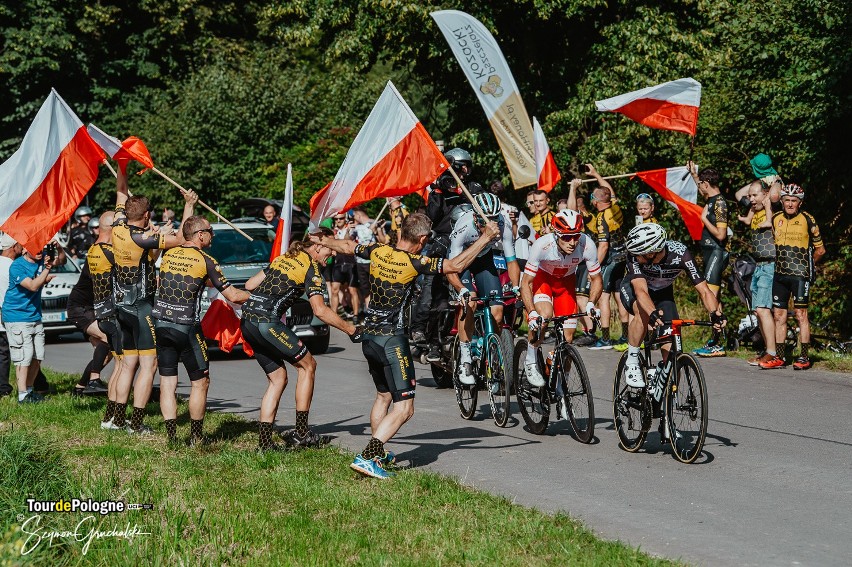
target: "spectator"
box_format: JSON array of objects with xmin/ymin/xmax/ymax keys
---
[
  {"xmin": 556, "ymin": 198, "xmax": 569, "ymax": 212},
  {"xmin": 524, "ymin": 190, "xmax": 537, "ymax": 221},
  {"xmin": 530, "ymin": 190, "xmax": 555, "ymax": 236},
  {"xmin": 0, "ymin": 233, "xmax": 24, "ymax": 398},
  {"xmin": 351, "ymin": 208, "xmax": 377, "ymax": 313},
  {"xmin": 262, "ymin": 204, "xmax": 279, "ymax": 226},
  {"xmin": 635, "ymin": 193, "xmax": 660, "ymax": 225},
  {"xmin": 734, "ymin": 153, "xmax": 783, "ymax": 210}
]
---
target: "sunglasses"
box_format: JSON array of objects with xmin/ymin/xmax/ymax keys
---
[
  {"xmin": 558, "ymin": 234, "xmax": 581, "ymax": 242},
  {"xmin": 636, "ymin": 193, "xmax": 652, "ymax": 201},
  {"xmin": 334, "ymin": 218, "xmax": 346, "ymax": 221},
  {"xmin": 195, "ymin": 228, "xmax": 214, "ymax": 235}
]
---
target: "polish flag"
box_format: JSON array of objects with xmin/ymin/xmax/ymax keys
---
[
  {"xmin": 87, "ymin": 124, "xmax": 154, "ymax": 173},
  {"xmin": 635, "ymin": 166, "xmax": 703, "ymax": 240},
  {"xmin": 595, "ymin": 78, "xmax": 701, "ymax": 136},
  {"xmin": 270, "ymin": 163, "xmax": 294, "ymax": 260},
  {"xmin": 309, "ymin": 81, "xmax": 447, "ymax": 228},
  {"xmin": 0, "ymin": 90, "xmax": 104, "ymax": 255},
  {"xmin": 200, "ymin": 297, "xmax": 254, "ymax": 357},
  {"xmin": 532, "ymin": 117, "xmax": 561, "ymax": 193}
]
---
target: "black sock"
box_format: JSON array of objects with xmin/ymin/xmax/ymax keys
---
[
  {"xmin": 800, "ymin": 343, "xmax": 809, "ymax": 359},
  {"xmin": 776, "ymin": 343, "xmax": 786, "ymax": 360},
  {"xmin": 601, "ymin": 327, "xmax": 610, "ymax": 341},
  {"xmin": 113, "ymin": 403, "xmax": 127, "ymax": 427},
  {"xmin": 129, "ymin": 406, "xmax": 146, "ymax": 430},
  {"xmin": 621, "ymin": 322, "xmax": 629, "ymax": 338},
  {"xmin": 91, "ymin": 342, "xmax": 110, "ymax": 375},
  {"xmin": 190, "ymin": 419, "xmax": 204, "ymax": 440},
  {"xmin": 77, "ymin": 361, "xmax": 93, "ymax": 388},
  {"xmin": 362, "ymin": 437, "xmax": 384, "ymax": 460},
  {"xmin": 259, "ymin": 422, "xmax": 274, "ymax": 449},
  {"xmin": 103, "ymin": 400, "xmax": 116, "ymax": 423},
  {"xmin": 295, "ymin": 411, "xmax": 309, "ymax": 436},
  {"xmin": 165, "ymin": 419, "xmax": 177, "ymax": 441}
]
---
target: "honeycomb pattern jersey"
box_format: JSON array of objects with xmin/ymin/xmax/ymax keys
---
[
  {"xmin": 772, "ymin": 210, "xmax": 823, "ymax": 278},
  {"xmin": 701, "ymin": 194, "xmax": 729, "ymax": 249},
  {"xmin": 153, "ymin": 245, "xmax": 231, "ymax": 325},
  {"xmin": 750, "ymin": 209, "xmax": 776, "ymax": 262},
  {"xmin": 581, "ymin": 210, "xmax": 597, "ymax": 239},
  {"xmin": 355, "ymin": 243, "xmax": 443, "ymax": 336},
  {"xmin": 87, "ymin": 243, "xmax": 116, "ymax": 319},
  {"xmin": 111, "ymin": 207, "xmax": 165, "ymax": 307},
  {"xmin": 242, "ymin": 251, "xmax": 324, "ymax": 324},
  {"xmin": 596, "ymin": 203, "xmax": 627, "ymax": 263}
]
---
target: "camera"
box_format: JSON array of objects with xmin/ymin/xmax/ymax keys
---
[{"xmin": 43, "ymin": 243, "xmax": 57, "ymax": 262}]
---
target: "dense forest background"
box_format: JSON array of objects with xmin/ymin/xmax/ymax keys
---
[{"xmin": 2, "ymin": 0, "xmax": 850, "ymax": 330}]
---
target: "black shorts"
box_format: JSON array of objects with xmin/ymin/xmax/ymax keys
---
[
  {"xmin": 460, "ymin": 252, "xmax": 504, "ymax": 305},
  {"xmin": 601, "ymin": 260, "xmax": 626, "ymax": 293},
  {"xmin": 619, "ymin": 280, "xmax": 679, "ymax": 322},
  {"xmin": 97, "ymin": 317, "xmax": 124, "ymax": 356},
  {"xmin": 772, "ymin": 274, "xmax": 810, "ymax": 309},
  {"xmin": 240, "ymin": 319, "xmax": 309, "ymax": 374},
  {"xmin": 356, "ymin": 263, "xmax": 371, "ymax": 297},
  {"xmin": 575, "ymin": 264, "xmax": 591, "ymax": 297},
  {"xmin": 362, "ymin": 334, "xmax": 416, "ymax": 403},
  {"xmin": 331, "ymin": 261, "xmax": 357, "ymax": 286},
  {"xmin": 67, "ymin": 306, "xmax": 96, "ymax": 335},
  {"xmin": 701, "ymin": 245, "xmax": 730, "ymax": 288},
  {"xmin": 155, "ymin": 321, "xmax": 209, "ymax": 380},
  {"xmin": 320, "ymin": 262, "xmax": 333, "ymax": 283},
  {"xmin": 116, "ymin": 303, "xmax": 157, "ymax": 355}
]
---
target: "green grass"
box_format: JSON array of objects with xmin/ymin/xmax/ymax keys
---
[{"xmin": 0, "ymin": 369, "xmax": 680, "ymax": 566}]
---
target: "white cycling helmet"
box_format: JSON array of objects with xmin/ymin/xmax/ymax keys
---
[
  {"xmin": 625, "ymin": 223, "xmax": 667, "ymax": 255},
  {"xmin": 473, "ymin": 192, "xmax": 501, "ymax": 218}
]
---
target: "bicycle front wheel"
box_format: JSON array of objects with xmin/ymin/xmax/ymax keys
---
[
  {"xmin": 515, "ymin": 339, "xmax": 550, "ymax": 434},
  {"xmin": 612, "ymin": 351, "xmax": 650, "ymax": 452},
  {"xmin": 485, "ymin": 333, "xmax": 510, "ymax": 427},
  {"xmin": 555, "ymin": 344, "xmax": 595, "ymax": 443},
  {"xmin": 666, "ymin": 353, "xmax": 708, "ymax": 464},
  {"xmin": 451, "ymin": 336, "xmax": 478, "ymax": 420}
]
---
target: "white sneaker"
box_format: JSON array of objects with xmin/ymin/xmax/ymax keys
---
[
  {"xmin": 100, "ymin": 419, "xmax": 122, "ymax": 430},
  {"xmin": 458, "ymin": 363, "xmax": 476, "ymax": 385},
  {"xmin": 624, "ymin": 361, "xmax": 645, "ymax": 388},
  {"xmin": 557, "ymin": 397, "xmax": 569, "ymax": 421},
  {"xmin": 525, "ymin": 362, "xmax": 545, "ymax": 388}
]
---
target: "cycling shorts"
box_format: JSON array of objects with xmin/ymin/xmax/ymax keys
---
[
  {"xmin": 460, "ymin": 252, "xmax": 504, "ymax": 305},
  {"xmin": 331, "ymin": 261, "xmax": 357, "ymax": 286},
  {"xmin": 155, "ymin": 321, "xmax": 209, "ymax": 380},
  {"xmin": 601, "ymin": 260, "xmax": 626, "ymax": 293},
  {"xmin": 619, "ymin": 281, "xmax": 679, "ymax": 322},
  {"xmin": 67, "ymin": 306, "xmax": 97, "ymax": 335},
  {"xmin": 356, "ymin": 263, "xmax": 371, "ymax": 298},
  {"xmin": 575, "ymin": 263, "xmax": 591, "ymax": 297},
  {"xmin": 700, "ymin": 245, "xmax": 730, "ymax": 288},
  {"xmin": 532, "ymin": 271, "xmax": 578, "ymax": 320},
  {"xmin": 240, "ymin": 319, "xmax": 309, "ymax": 374},
  {"xmin": 116, "ymin": 302, "xmax": 157, "ymax": 356},
  {"xmin": 97, "ymin": 317, "xmax": 124, "ymax": 356},
  {"xmin": 772, "ymin": 274, "xmax": 810, "ymax": 309},
  {"xmin": 362, "ymin": 334, "xmax": 416, "ymax": 403}
]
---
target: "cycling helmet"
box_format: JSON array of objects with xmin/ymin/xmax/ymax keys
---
[
  {"xmin": 473, "ymin": 192, "xmax": 501, "ymax": 219},
  {"xmin": 87, "ymin": 218, "xmax": 100, "ymax": 230},
  {"xmin": 444, "ymin": 148, "xmax": 473, "ymax": 176},
  {"xmin": 450, "ymin": 203, "xmax": 473, "ymax": 226},
  {"xmin": 625, "ymin": 223, "xmax": 667, "ymax": 255},
  {"xmin": 74, "ymin": 206, "xmax": 94, "ymax": 222},
  {"xmin": 551, "ymin": 210, "xmax": 583, "ymax": 236},
  {"xmin": 781, "ymin": 183, "xmax": 804, "ymax": 200}
]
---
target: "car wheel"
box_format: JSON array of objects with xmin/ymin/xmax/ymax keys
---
[{"xmin": 304, "ymin": 333, "xmax": 330, "ymax": 355}]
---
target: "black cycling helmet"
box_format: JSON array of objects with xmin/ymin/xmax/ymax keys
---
[{"xmin": 444, "ymin": 147, "xmax": 473, "ymax": 177}]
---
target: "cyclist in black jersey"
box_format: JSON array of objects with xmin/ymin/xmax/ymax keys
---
[
  {"xmin": 154, "ymin": 216, "xmax": 250, "ymax": 444},
  {"xmin": 242, "ymin": 227, "xmax": 359, "ymax": 451},
  {"xmin": 110, "ymin": 163, "xmax": 198, "ymax": 435},
  {"xmin": 312, "ymin": 213, "xmax": 499, "ymax": 479}
]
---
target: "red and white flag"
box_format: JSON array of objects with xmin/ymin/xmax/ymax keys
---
[
  {"xmin": 635, "ymin": 166, "xmax": 703, "ymax": 240},
  {"xmin": 532, "ymin": 117, "xmax": 561, "ymax": 193},
  {"xmin": 87, "ymin": 124, "xmax": 154, "ymax": 173},
  {"xmin": 596, "ymin": 78, "xmax": 701, "ymax": 136},
  {"xmin": 270, "ymin": 163, "xmax": 294, "ymax": 260},
  {"xmin": 200, "ymin": 298, "xmax": 254, "ymax": 357},
  {"xmin": 309, "ymin": 81, "xmax": 447, "ymax": 228},
  {"xmin": 0, "ymin": 90, "xmax": 104, "ymax": 254}
]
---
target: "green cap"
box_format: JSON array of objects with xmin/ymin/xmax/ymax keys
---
[{"xmin": 750, "ymin": 153, "xmax": 777, "ymax": 179}]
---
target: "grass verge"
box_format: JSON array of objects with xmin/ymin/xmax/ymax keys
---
[{"xmin": 0, "ymin": 369, "xmax": 680, "ymax": 566}]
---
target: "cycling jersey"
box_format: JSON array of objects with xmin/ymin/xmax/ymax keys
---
[
  {"xmin": 86, "ymin": 243, "xmax": 116, "ymax": 319},
  {"xmin": 112, "ymin": 209, "xmax": 165, "ymax": 307},
  {"xmin": 448, "ymin": 210, "xmax": 516, "ymax": 262},
  {"xmin": 523, "ymin": 233, "xmax": 600, "ymax": 280},
  {"xmin": 354, "ymin": 243, "xmax": 443, "ymax": 336},
  {"xmin": 772, "ymin": 210, "xmax": 823, "ymax": 278},
  {"xmin": 153, "ymin": 245, "xmax": 231, "ymax": 325},
  {"xmin": 242, "ymin": 251, "xmax": 325, "ymax": 323},
  {"xmin": 596, "ymin": 203, "xmax": 627, "ymax": 263},
  {"xmin": 530, "ymin": 209, "xmax": 555, "ymax": 236},
  {"xmin": 701, "ymin": 194, "xmax": 729, "ymax": 249},
  {"xmin": 624, "ymin": 240, "xmax": 705, "ymax": 291},
  {"xmin": 641, "ymin": 216, "xmax": 660, "ymax": 225},
  {"xmin": 750, "ymin": 208, "xmax": 776, "ymax": 262},
  {"xmin": 581, "ymin": 210, "xmax": 597, "ymax": 239}
]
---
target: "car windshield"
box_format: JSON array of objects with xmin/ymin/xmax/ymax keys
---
[{"xmin": 208, "ymin": 227, "xmax": 275, "ymax": 264}]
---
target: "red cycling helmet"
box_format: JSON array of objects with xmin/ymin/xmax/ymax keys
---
[{"xmin": 551, "ymin": 209, "xmax": 583, "ymax": 236}]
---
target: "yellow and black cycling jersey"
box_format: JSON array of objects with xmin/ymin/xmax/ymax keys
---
[
  {"xmin": 772, "ymin": 210, "xmax": 823, "ymax": 278},
  {"xmin": 701, "ymin": 194, "xmax": 729, "ymax": 249},
  {"xmin": 596, "ymin": 202, "xmax": 627, "ymax": 263},
  {"xmin": 750, "ymin": 208, "xmax": 776, "ymax": 262},
  {"xmin": 242, "ymin": 251, "xmax": 324, "ymax": 324},
  {"xmin": 153, "ymin": 245, "xmax": 231, "ymax": 325},
  {"xmin": 581, "ymin": 210, "xmax": 597, "ymax": 239},
  {"xmin": 87, "ymin": 243, "xmax": 116, "ymax": 319},
  {"xmin": 112, "ymin": 206, "xmax": 165, "ymax": 307},
  {"xmin": 641, "ymin": 216, "xmax": 660, "ymax": 224},
  {"xmin": 355, "ymin": 243, "xmax": 443, "ymax": 336},
  {"xmin": 530, "ymin": 209, "xmax": 555, "ymax": 236}
]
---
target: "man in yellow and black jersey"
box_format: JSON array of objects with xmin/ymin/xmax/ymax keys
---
[
  {"xmin": 242, "ymin": 227, "xmax": 359, "ymax": 451},
  {"xmin": 770, "ymin": 184, "xmax": 825, "ymax": 370},
  {"xmin": 155, "ymin": 216, "xmax": 249, "ymax": 444},
  {"xmin": 110, "ymin": 163, "xmax": 198, "ymax": 435},
  {"xmin": 530, "ymin": 190, "xmax": 555, "ymax": 237},
  {"xmin": 313, "ymin": 213, "xmax": 500, "ymax": 479}
]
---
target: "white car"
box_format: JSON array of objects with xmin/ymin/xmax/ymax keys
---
[{"xmin": 41, "ymin": 255, "xmax": 82, "ymax": 334}]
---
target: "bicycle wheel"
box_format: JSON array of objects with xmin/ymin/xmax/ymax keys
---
[
  {"xmin": 555, "ymin": 344, "xmax": 595, "ymax": 443},
  {"xmin": 499, "ymin": 328, "xmax": 515, "ymax": 396},
  {"xmin": 451, "ymin": 336, "xmax": 478, "ymax": 420},
  {"xmin": 485, "ymin": 334, "xmax": 510, "ymax": 427},
  {"xmin": 430, "ymin": 362, "xmax": 453, "ymax": 389},
  {"xmin": 515, "ymin": 339, "xmax": 550, "ymax": 434},
  {"xmin": 666, "ymin": 353, "xmax": 708, "ymax": 464},
  {"xmin": 612, "ymin": 351, "xmax": 651, "ymax": 452}
]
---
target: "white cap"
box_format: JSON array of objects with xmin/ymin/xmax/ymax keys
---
[{"xmin": 0, "ymin": 233, "xmax": 18, "ymax": 251}]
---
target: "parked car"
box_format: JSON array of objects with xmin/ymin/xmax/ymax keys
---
[
  {"xmin": 232, "ymin": 198, "xmax": 311, "ymax": 238},
  {"xmin": 200, "ymin": 220, "xmax": 330, "ymax": 354},
  {"xmin": 41, "ymin": 255, "xmax": 82, "ymax": 335}
]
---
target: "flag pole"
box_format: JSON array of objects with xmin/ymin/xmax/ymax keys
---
[
  {"xmin": 150, "ymin": 167, "xmax": 254, "ymax": 241},
  {"xmin": 102, "ymin": 159, "xmax": 136, "ymax": 196},
  {"xmin": 446, "ymin": 167, "xmax": 488, "ymax": 221},
  {"xmin": 372, "ymin": 199, "xmax": 391, "ymax": 224},
  {"xmin": 579, "ymin": 172, "xmax": 637, "ymax": 183}
]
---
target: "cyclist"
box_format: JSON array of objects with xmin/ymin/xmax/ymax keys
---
[
  {"xmin": 618, "ymin": 223, "xmax": 726, "ymax": 390},
  {"xmin": 447, "ymin": 192, "xmax": 520, "ymax": 385},
  {"xmin": 521, "ymin": 210, "xmax": 603, "ymax": 388},
  {"xmin": 312, "ymin": 213, "xmax": 499, "ymax": 479}
]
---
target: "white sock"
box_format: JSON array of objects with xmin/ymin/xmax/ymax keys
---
[
  {"xmin": 526, "ymin": 342, "xmax": 537, "ymax": 366},
  {"xmin": 627, "ymin": 346, "xmax": 641, "ymax": 365},
  {"xmin": 459, "ymin": 341, "xmax": 471, "ymax": 362}
]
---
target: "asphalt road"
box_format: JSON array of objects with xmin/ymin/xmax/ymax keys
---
[{"xmin": 44, "ymin": 330, "xmax": 851, "ymax": 566}]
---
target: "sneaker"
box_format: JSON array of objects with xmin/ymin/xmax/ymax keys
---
[
  {"xmin": 694, "ymin": 344, "xmax": 726, "ymax": 357},
  {"xmin": 458, "ymin": 362, "xmax": 476, "ymax": 385},
  {"xmin": 126, "ymin": 424, "xmax": 155, "ymax": 436},
  {"xmin": 70, "ymin": 387, "xmax": 87, "ymax": 398},
  {"xmin": 425, "ymin": 345, "xmax": 441, "ymax": 363},
  {"xmin": 18, "ymin": 392, "xmax": 45, "ymax": 404},
  {"xmin": 588, "ymin": 338, "xmax": 614, "ymax": 350},
  {"xmin": 285, "ymin": 429, "xmax": 332, "ymax": 449},
  {"xmin": 613, "ymin": 341, "xmax": 629, "ymax": 352},
  {"xmin": 350, "ymin": 454, "xmax": 395, "ymax": 479},
  {"xmin": 381, "ymin": 451, "xmax": 396, "ymax": 466},
  {"xmin": 556, "ymin": 397, "xmax": 569, "ymax": 421},
  {"xmin": 759, "ymin": 355, "xmax": 786, "ymax": 370},
  {"xmin": 189, "ymin": 436, "xmax": 209, "ymax": 447},
  {"xmin": 411, "ymin": 331, "xmax": 427, "ymax": 344},
  {"xmin": 792, "ymin": 356, "xmax": 813, "ymax": 371},
  {"xmin": 573, "ymin": 333, "xmax": 597, "ymax": 347},
  {"xmin": 624, "ymin": 361, "xmax": 645, "ymax": 388},
  {"xmin": 658, "ymin": 419, "xmax": 682, "ymax": 445},
  {"xmin": 100, "ymin": 419, "xmax": 123, "ymax": 430},
  {"xmin": 615, "ymin": 336, "xmax": 628, "ymax": 346},
  {"xmin": 85, "ymin": 379, "xmax": 109, "ymax": 392},
  {"xmin": 748, "ymin": 352, "xmax": 771, "ymax": 366},
  {"xmin": 524, "ymin": 362, "xmax": 546, "ymax": 388}
]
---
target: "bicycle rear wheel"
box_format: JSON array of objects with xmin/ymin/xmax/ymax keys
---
[
  {"xmin": 515, "ymin": 339, "xmax": 550, "ymax": 434},
  {"xmin": 666, "ymin": 353, "xmax": 708, "ymax": 464},
  {"xmin": 555, "ymin": 344, "xmax": 595, "ymax": 443},
  {"xmin": 612, "ymin": 351, "xmax": 650, "ymax": 452},
  {"xmin": 451, "ymin": 336, "xmax": 478, "ymax": 420},
  {"xmin": 486, "ymin": 333, "xmax": 510, "ymax": 427}
]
